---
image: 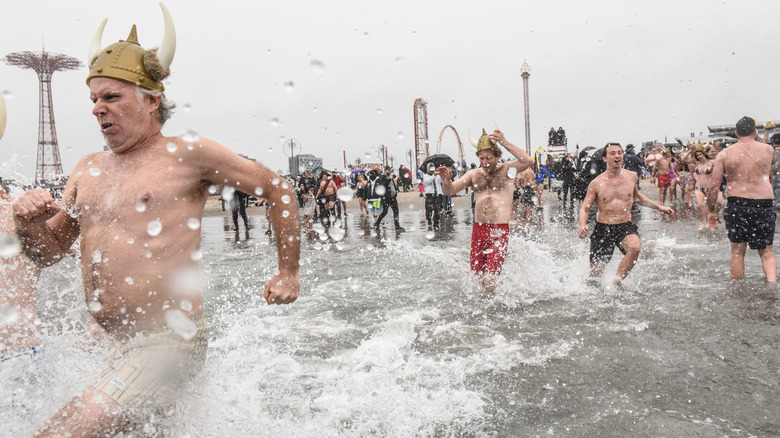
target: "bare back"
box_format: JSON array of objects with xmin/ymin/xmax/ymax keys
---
[{"xmin": 717, "ymin": 139, "xmax": 775, "ymax": 199}]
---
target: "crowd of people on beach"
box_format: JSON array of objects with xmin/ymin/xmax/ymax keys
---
[{"xmin": 1, "ymin": 3, "xmax": 778, "ymax": 436}]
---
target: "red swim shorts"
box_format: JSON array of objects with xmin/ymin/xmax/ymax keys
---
[
  {"xmin": 656, "ymin": 173, "xmax": 671, "ymax": 189},
  {"xmin": 470, "ymin": 223, "xmax": 510, "ymax": 276}
]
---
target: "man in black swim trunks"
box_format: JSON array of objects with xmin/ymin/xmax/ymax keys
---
[
  {"xmin": 707, "ymin": 116, "xmax": 777, "ymax": 282},
  {"xmin": 579, "ymin": 143, "xmax": 675, "ymax": 286}
]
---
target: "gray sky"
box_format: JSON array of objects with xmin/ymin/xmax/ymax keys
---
[{"xmin": 1, "ymin": 0, "xmax": 777, "ymax": 182}]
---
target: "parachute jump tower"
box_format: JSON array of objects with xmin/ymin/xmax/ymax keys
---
[
  {"xmin": 4, "ymin": 50, "xmax": 82, "ymax": 186},
  {"xmin": 413, "ymin": 98, "xmax": 429, "ymax": 171}
]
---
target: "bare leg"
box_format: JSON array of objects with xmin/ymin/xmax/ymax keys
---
[
  {"xmin": 758, "ymin": 246, "xmax": 777, "ymax": 282},
  {"xmin": 694, "ymin": 190, "xmax": 707, "ymax": 230},
  {"xmin": 589, "ymin": 261, "xmax": 605, "ymax": 278},
  {"xmin": 35, "ymin": 387, "xmax": 125, "ymax": 437},
  {"xmin": 615, "ymin": 234, "xmax": 641, "ymax": 284},
  {"xmin": 659, "ymin": 187, "xmax": 666, "ymax": 205},
  {"xmin": 730, "ymin": 242, "xmax": 747, "ymax": 279}
]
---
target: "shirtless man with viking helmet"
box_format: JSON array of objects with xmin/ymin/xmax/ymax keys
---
[
  {"xmin": 436, "ymin": 123, "xmax": 533, "ymax": 291},
  {"xmin": 13, "ymin": 5, "xmax": 300, "ymax": 436}
]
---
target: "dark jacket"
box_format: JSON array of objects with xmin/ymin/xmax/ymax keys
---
[{"xmin": 374, "ymin": 174, "xmax": 399, "ymax": 199}]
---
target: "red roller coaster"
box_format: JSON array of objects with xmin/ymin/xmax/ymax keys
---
[{"xmin": 436, "ymin": 125, "xmax": 464, "ymax": 164}]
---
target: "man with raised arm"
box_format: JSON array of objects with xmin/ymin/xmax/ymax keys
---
[
  {"xmin": 13, "ymin": 5, "xmax": 300, "ymax": 436},
  {"xmin": 579, "ymin": 143, "xmax": 674, "ymax": 287},
  {"xmin": 436, "ymin": 123, "xmax": 532, "ymax": 291},
  {"xmin": 707, "ymin": 116, "xmax": 777, "ymax": 282}
]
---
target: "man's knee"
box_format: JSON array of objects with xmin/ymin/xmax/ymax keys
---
[{"xmin": 621, "ymin": 236, "xmax": 641, "ymax": 256}]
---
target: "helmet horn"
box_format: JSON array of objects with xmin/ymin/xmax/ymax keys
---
[
  {"xmin": 87, "ymin": 18, "xmax": 108, "ymax": 66},
  {"xmin": 156, "ymin": 2, "xmax": 176, "ymax": 71},
  {"xmin": 468, "ymin": 129, "xmax": 478, "ymax": 148}
]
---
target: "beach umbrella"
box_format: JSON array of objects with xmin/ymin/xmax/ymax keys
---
[{"xmin": 420, "ymin": 154, "xmax": 455, "ymax": 172}]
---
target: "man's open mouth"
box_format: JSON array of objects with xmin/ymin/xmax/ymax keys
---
[{"xmin": 101, "ymin": 122, "xmax": 114, "ymax": 130}]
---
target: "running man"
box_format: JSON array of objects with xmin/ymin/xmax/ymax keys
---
[
  {"xmin": 13, "ymin": 6, "xmax": 300, "ymax": 436},
  {"xmin": 579, "ymin": 143, "xmax": 674, "ymax": 286},
  {"xmin": 436, "ymin": 123, "xmax": 533, "ymax": 291},
  {"xmin": 707, "ymin": 116, "xmax": 777, "ymax": 282}
]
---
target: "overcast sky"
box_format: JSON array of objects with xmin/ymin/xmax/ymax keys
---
[{"xmin": 1, "ymin": 0, "xmax": 778, "ymax": 182}]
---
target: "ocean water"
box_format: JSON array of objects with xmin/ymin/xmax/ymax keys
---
[{"xmin": 2, "ymin": 201, "xmax": 778, "ymax": 437}]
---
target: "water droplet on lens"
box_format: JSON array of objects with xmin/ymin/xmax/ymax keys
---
[
  {"xmin": 397, "ymin": 131, "xmax": 404, "ymax": 139},
  {"xmin": 425, "ymin": 230, "xmax": 435, "ymax": 240},
  {"xmin": 127, "ymin": 238, "xmax": 134, "ymax": 244},
  {"xmin": 147, "ymin": 220, "xmax": 163, "ymax": 236},
  {"xmin": 91, "ymin": 250, "xmax": 102, "ymax": 263},
  {"xmin": 187, "ymin": 218, "xmax": 200, "ymax": 230},
  {"xmin": 282, "ymin": 210, "xmax": 290, "ymax": 218},
  {"xmin": 190, "ymin": 250, "xmax": 202, "ymax": 261},
  {"xmin": 313, "ymin": 223, "xmax": 326, "ymax": 235},
  {"xmin": 337, "ymin": 187, "xmax": 353, "ymax": 202},
  {"xmin": 136, "ymin": 202, "xmax": 147, "ymax": 213},
  {"xmin": 125, "ymin": 277, "xmax": 134, "ymax": 285},
  {"xmin": 377, "ymin": 108, "xmax": 383, "ymax": 114},
  {"xmin": 272, "ymin": 178, "xmax": 280, "ymax": 186},
  {"xmin": 375, "ymin": 185, "xmax": 386, "ymax": 196},
  {"xmin": 180, "ymin": 299, "xmax": 193, "ymax": 312},
  {"xmin": 181, "ymin": 129, "xmax": 200, "ymax": 143},
  {"xmin": 166, "ymin": 142, "xmax": 178, "ymax": 152},
  {"xmin": 507, "ymin": 167, "xmax": 518, "ymax": 179},
  {"xmin": 310, "ymin": 59, "xmax": 326, "ymax": 75},
  {"xmin": 89, "ymin": 168, "xmax": 101, "ymax": 176},
  {"xmin": 165, "ymin": 310, "xmax": 197, "ymax": 340},
  {"xmin": 1, "ymin": 90, "xmax": 12, "ymax": 99},
  {"xmin": 88, "ymin": 301, "xmax": 102, "ymax": 312},
  {"xmin": 182, "ymin": 103, "xmax": 191, "ymax": 112},
  {"xmin": 281, "ymin": 195, "xmax": 291, "ymax": 204},
  {"xmin": 254, "ymin": 187, "xmax": 264, "ymax": 196},
  {"xmin": 269, "ymin": 118, "xmax": 281, "ymax": 127},
  {"xmin": 0, "ymin": 234, "xmax": 21, "ymax": 257},
  {"xmin": 283, "ymin": 81, "xmax": 295, "ymax": 92},
  {"xmin": 208, "ymin": 184, "xmax": 219, "ymax": 195},
  {"xmin": 222, "ymin": 186, "xmax": 235, "ymax": 202}
]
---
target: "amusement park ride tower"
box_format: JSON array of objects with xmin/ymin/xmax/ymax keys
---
[
  {"xmin": 413, "ymin": 98, "xmax": 429, "ymax": 171},
  {"xmin": 4, "ymin": 49, "xmax": 82, "ymax": 187},
  {"xmin": 521, "ymin": 60, "xmax": 532, "ymax": 155}
]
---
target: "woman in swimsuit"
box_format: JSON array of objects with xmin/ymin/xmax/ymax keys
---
[
  {"xmin": 669, "ymin": 155, "xmax": 681, "ymax": 203},
  {"xmin": 355, "ymin": 172, "xmax": 370, "ymax": 217},
  {"xmin": 692, "ymin": 145, "xmax": 714, "ymax": 231},
  {"xmin": 706, "ymin": 144, "xmax": 725, "ymax": 223}
]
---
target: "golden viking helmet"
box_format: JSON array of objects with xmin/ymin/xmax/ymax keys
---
[
  {"xmin": 86, "ymin": 2, "xmax": 176, "ymax": 91},
  {"xmin": 468, "ymin": 121, "xmax": 501, "ymax": 152},
  {"xmin": 0, "ymin": 89, "xmax": 6, "ymax": 141}
]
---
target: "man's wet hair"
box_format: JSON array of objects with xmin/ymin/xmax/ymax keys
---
[
  {"xmin": 601, "ymin": 142, "xmax": 622, "ymax": 156},
  {"xmin": 735, "ymin": 116, "xmax": 756, "ymax": 137},
  {"xmin": 475, "ymin": 147, "xmax": 502, "ymax": 159}
]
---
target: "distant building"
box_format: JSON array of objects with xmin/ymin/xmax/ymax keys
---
[{"xmin": 289, "ymin": 154, "xmax": 322, "ymax": 176}]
